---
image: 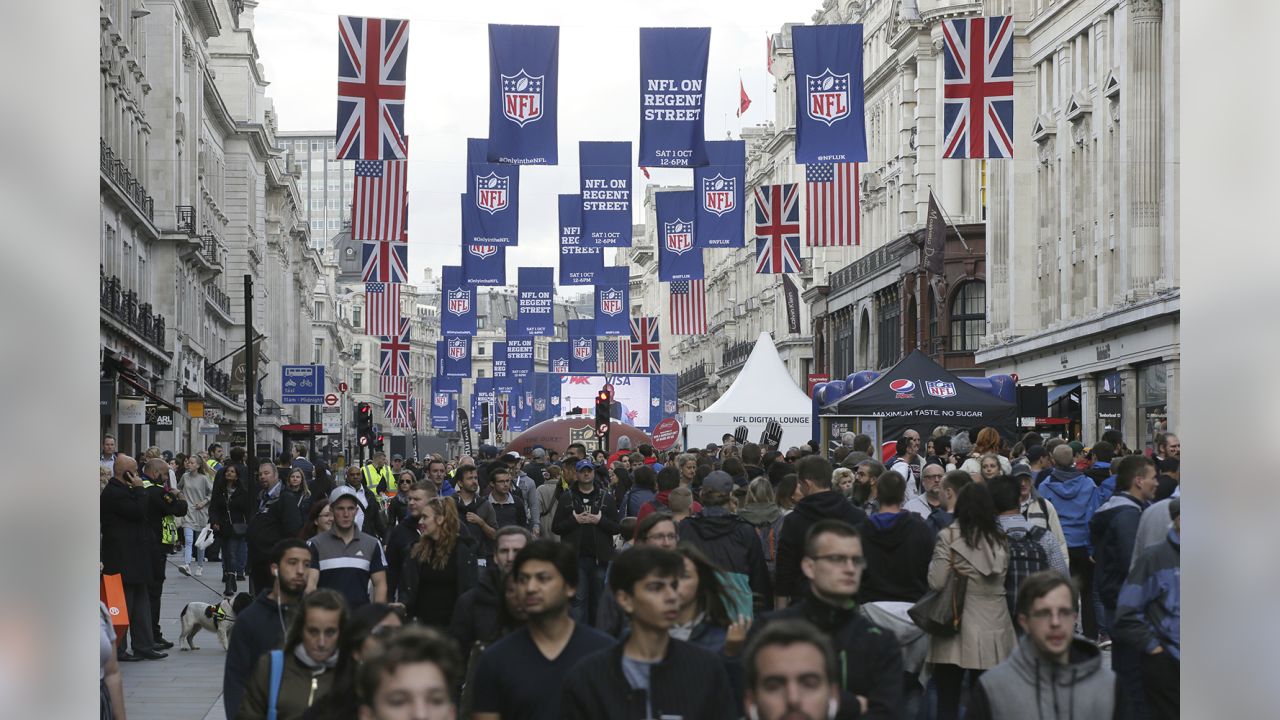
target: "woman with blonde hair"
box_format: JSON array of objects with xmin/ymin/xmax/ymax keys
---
[{"xmin": 398, "ymin": 497, "xmax": 479, "ymax": 630}]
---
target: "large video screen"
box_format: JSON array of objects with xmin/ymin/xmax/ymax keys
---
[{"xmin": 559, "ymin": 374, "xmax": 651, "ymax": 427}]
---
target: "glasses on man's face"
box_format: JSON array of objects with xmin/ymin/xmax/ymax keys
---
[
  {"xmin": 1028, "ymin": 607, "xmax": 1078, "ymax": 622},
  {"xmin": 809, "ymin": 554, "xmax": 866, "ymax": 568},
  {"xmin": 646, "ymin": 532, "xmax": 678, "ymax": 543},
  {"xmin": 923, "ymin": 473, "xmax": 944, "ymax": 480}
]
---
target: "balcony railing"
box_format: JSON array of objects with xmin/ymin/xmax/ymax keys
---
[
  {"xmin": 204, "ymin": 283, "xmax": 232, "ymax": 316},
  {"xmin": 100, "ymin": 139, "xmax": 155, "ymax": 221},
  {"xmin": 176, "ymin": 205, "xmax": 195, "ymax": 235},
  {"xmin": 100, "ymin": 267, "xmax": 167, "ymax": 350},
  {"xmin": 200, "ymin": 233, "xmax": 225, "ymax": 268},
  {"xmin": 722, "ymin": 338, "xmax": 757, "ymax": 369},
  {"xmin": 677, "ymin": 362, "xmax": 709, "ymax": 394},
  {"xmin": 205, "ymin": 364, "xmax": 233, "ymax": 396}
]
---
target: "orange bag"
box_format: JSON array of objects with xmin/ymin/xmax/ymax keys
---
[{"xmin": 100, "ymin": 573, "xmax": 130, "ymax": 647}]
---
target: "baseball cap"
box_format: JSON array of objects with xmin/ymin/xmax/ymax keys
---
[
  {"xmin": 329, "ymin": 485, "xmax": 365, "ymax": 508},
  {"xmin": 532, "ymin": 447, "xmax": 546, "ymax": 459},
  {"xmin": 1068, "ymin": 441, "xmax": 1084, "ymax": 455},
  {"xmin": 575, "ymin": 459, "xmax": 595, "ymax": 471},
  {"xmin": 392, "ymin": 454, "xmax": 404, "ymax": 461},
  {"xmin": 1010, "ymin": 463, "xmax": 1034, "ymax": 479},
  {"xmin": 702, "ymin": 470, "xmax": 735, "ymax": 494},
  {"xmin": 504, "ymin": 451, "xmax": 521, "ymax": 462}
]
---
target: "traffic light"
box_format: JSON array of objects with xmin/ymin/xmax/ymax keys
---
[
  {"xmin": 373, "ymin": 433, "xmax": 384, "ymax": 452},
  {"xmin": 356, "ymin": 402, "xmax": 373, "ymax": 447},
  {"xmin": 479, "ymin": 402, "xmax": 490, "ymax": 441},
  {"xmin": 594, "ymin": 385, "xmax": 613, "ymax": 449}
]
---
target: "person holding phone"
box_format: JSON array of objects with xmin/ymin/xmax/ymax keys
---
[{"xmin": 100, "ymin": 454, "xmax": 167, "ymax": 660}]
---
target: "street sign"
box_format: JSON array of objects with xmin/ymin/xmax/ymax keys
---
[
  {"xmin": 281, "ymin": 365, "xmax": 325, "ymax": 405},
  {"xmin": 322, "ymin": 412, "xmax": 342, "ymax": 434},
  {"xmin": 146, "ymin": 405, "xmax": 174, "ymax": 430},
  {"xmin": 323, "ymin": 393, "xmax": 340, "ymax": 407},
  {"xmin": 652, "ymin": 417, "xmax": 681, "ymax": 451},
  {"xmin": 231, "ymin": 430, "xmax": 248, "ymax": 446},
  {"xmin": 338, "ymin": 381, "xmax": 349, "ymax": 393},
  {"xmin": 117, "ymin": 397, "xmax": 145, "ymax": 425}
]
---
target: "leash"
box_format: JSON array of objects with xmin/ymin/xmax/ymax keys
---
[{"xmin": 166, "ymin": 556, "xmax": 241, "ymax": 607}]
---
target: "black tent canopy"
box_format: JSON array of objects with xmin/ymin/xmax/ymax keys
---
[{"xmin": 821, "ymin": 350, "xmax": 1019, "ymax": 441}]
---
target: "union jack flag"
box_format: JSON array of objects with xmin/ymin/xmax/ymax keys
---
[
  {"xmin": 364, "ymin": 282, "xmax": 401, "ymax": 336},
  {"xmin": 629, "ymin": 317, "xmax": 661, "ymax": 374},
  {"xmin": 754, "ymin": 184, "xmax": 802, "ymax": 274},
  {"xmin": 379, "ymin": 318, "xmax": 411, "ymax": 376},
  {"xmin": 336, "ymin": 16, "xmax": 410, "ymax": 160},
  {"xmin": 668, "ymin": 280, "xmax": 707, "ymax": 336},
  {"xmin": 601, "ymin": 337, "xmax": 629, "ymax": 374},
  {"xmin": 362, "ymin": 240, "xmax": 408, "ymax": 283},
  {"xmin": 941, "ymin": 15, "xmax": 1015, "ymax": 159},
  {"xmin": 495, "ymin": 396, "xmax": 511, "ymax": 433},
  {"xmin": 805, "ymin": 163, "xmax": 860, "ymax": 247},
  {"xmin": 351, "ymin": 160, "xmax": 408, "ymax": 240},
  {"xmin": 383, "ymin": 387, "xmax": 410, "ymax": 428}
]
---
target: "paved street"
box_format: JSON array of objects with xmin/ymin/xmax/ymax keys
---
[{"xmin": 120, "ymin": 560, "xmax": 232, "ymax": 720}]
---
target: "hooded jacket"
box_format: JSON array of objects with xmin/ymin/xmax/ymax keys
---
[
  {"xmin": 1037, "ymin": 468, "xmax": 1100, "ymax": 550},
  {"xmin": 775, "ymin": 490, "xmax": 867, "ymax": 599},
  {"xmin": 561, "ymin": 637, "xmax": 737, "ymax": 720},
  {"xmin": 738, "ymin": 502, "xmax": 785, "ymax": 575},
  {"xmin": 1114, "ymin": 528, "xmax": 1180, "ymax": 660},
  {"xmin": 966, "ymin": 634, "xmax": 1117, "ymax": 720},
  {"xmin": 552, "ymin": 484, "xmax": 622, "ymax": 563},
  {"xmin": 224, "ymin": 591, "xmax": 294, "ymax": 720},
  {"xmin": 1089, "ymin": 493, "xmax": 1148, "ymax": 609},
  {"xmin": 857, "ymin": 510, "xmax": 935, "ymax": 604},
  {"xmin": 678, "ymin": 506, "xmax": 773, "ymax": 609}
]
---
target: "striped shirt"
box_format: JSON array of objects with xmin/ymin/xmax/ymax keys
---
[{"xmin": 308, "ymin": 528, "xmax": 386, "ymax": 609}]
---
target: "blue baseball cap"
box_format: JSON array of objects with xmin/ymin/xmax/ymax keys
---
[{"xmin": 575, "ymin": 459, "xmax": 595, "ymax": 471}]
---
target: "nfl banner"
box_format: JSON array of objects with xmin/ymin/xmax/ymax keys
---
[
  {"xmin": 660, "ymin": 373, "xmax": 678, "ymax": 423},
  {"xmin": 547, "ymin": 342, "xmax": 571, "ymax": 375},
  {"xmin": 516, "ymin": 267, "xmax": 556, "ymax": 336},
  {"xmin": 793, "ymin": 24, "xmax": 867, "ymax": 165},
  {"xmin": 434, "ymin": 343, "xmax": 461, "ymax": 393},
  {"xmin": 656, "ymin": 190, "xmax": 703, "ymax": 282},
  {"xmin": 442, "ymin": 336, "xmax": 472, "ymax": 378},
  {"xmin": 488, "ymin": 24, "xmax": 559, "ymax": 165},
  {"xmin": 579, "ymin": 141, "xmax": 632, "ymax": 247},
  {"xmin": 558, "ymin": 194, "xmax": 602, "ymax": 286},
  {"xmin": 429, "ymin": 380, "xmax": 457, "ymax": 430},
  {"xmin": 492, "ymin": 342, "xmax": 516, "ymax": 395},
  {"xmin": 530, "ymin": 372, "xmax": 550, "ymax": 424},
  {"xmin": 440, "ymin": 265, "xmax": 476, "ymax": 336},
  {"xmin": 594, "ymin": 266, "xmax": 631, "ymax": 336},
  {"xmin": 463, "ymin": 138, "xmax": 520, "ymax": 246},
  {"xmin": 505, "ymin": 320, "xmax": 534, "ymax": 378},
  {"xmin": 638, "ymin": 27, "xmax": 711, "ymax": 168},
  {"xmin": 567, "ymin": 319, "xmax": 597, "ymax": 374},
  {"xmin": 694, "ymin": 140, "xmax": 746, "ymax": 248},
  {"xmin": 461, "ymin": 229, "xmax": 506, "ymax": 286}
]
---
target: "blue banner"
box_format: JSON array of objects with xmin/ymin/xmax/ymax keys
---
[
  {"xmin": 658, "ymin": 374, "xmax": 678, "ymax": 430},
  {"xmin": 442, "ymin": 336, "xmax": 472, "ymax": 378},
  {"xmin": 579, "ymin": 141, "xmax": 632, "ymax": 247},
  {"xmin": 516, "ymin": 267, "xmax": 556, "ymax": 336},
  {"xmin": 430, "ymin": 379, "xmax": 457, "ymax": 430},
  {"xmin": 558, "ymin": 194, "xmax": 602, "ymax": 286},
  {"xmin": 531, "ymin": 372, "xmax": 551, "ymax": 425},
  {"xmin": 488, "ymin": 24, "xmax": 558, "ymax": 165},
  {"xmin": 461, "ymin": 227, "xmax": 507, "ymax": 286},
  {"xmin": 656, "ymin": 190, "xmax": 703, "ymax": 281},
  {"xmin": 492, "ymin": 342, "xmax": 516, "ymax": 394},
  {"xmin": 793, "ymin": 24, "xmax": 867, "ymax": 164},
  {"xmin": 567, "ymin": 319, "xmax": 597, "ymax": 373},
  {"xmin": 639, "ymin": 27, "xmax": 711, "ymax": 168},
  {"xmin": 548, "ymin": 341, "xmax": 571, "ymax": 375},
  {"xmin": 440, "ymin": 265, "xmax": 477, "ymax": 336},
  {"xmin": 594, "ymin": 266, "xmax": 631, "ymax": 335},
  {"xmin": 694, "ymin": 140, "xmax": 746, "ymax": 247},
  {"xmin": 463, "ymin": 139, "xmax": 520, "ymax": 245},
  {"xmin": 505, "ymin": 320, "xmax": 534, "ymax": 379},
  {"xmin": 435, "ymin": 342, "xmax": 462, "ymax": 393}
]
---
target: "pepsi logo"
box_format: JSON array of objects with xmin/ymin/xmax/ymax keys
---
[{"xmin": 889, "ymin": 379, "xmax": 915, "ymax": 393}]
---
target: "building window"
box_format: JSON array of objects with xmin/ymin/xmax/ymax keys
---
[
  {"xmin": 834, "ymin": 317, "xmax": 854, "ymax": 377},
  {"xmin": 478, "ymin": 369, "xmax": 487, "ymax": 378},
  {"xmin": 313, "ymin": 338, "xmax": 323, "ymax": 364},
  {"xmin": 353, "ymin": 373, "xmax": 363, "ymax": 394},
  {"xmin": 314, "ymin": 300, "xmax": 324, "ymax": 319},
  {"xmin": 949, "ymin": 281, "xmax": 986, "ymax": 352},
  {"xmin": 352, "ymin": 307, "xmax": 362, "ymax": 327},
  {"xmin": 312, "ymin": 141, "xmax": 321, "ymax": 152},
  {"xmin": 876, "ymin": 291, "xmax": 901, "ymax": 368},
  {"xmin": 353, "ymin": 342, "xmax": 362, "ymax": 361},
  {"xmin": 477, "ymin": 343, "xmax": 485, "ymax": 356}
]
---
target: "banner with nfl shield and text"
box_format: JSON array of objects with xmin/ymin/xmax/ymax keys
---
[
  {"xmin": 558, "ymin": 194, "xmax": 602, "ymax": 285},
  {"xmin": 638, "ymin": 27, "xmax": 710, "ymax": 168},
  {"xmin": 694, "ymin": 140, "xmax": 746, "ymax": 248},
  {"xmin": 594, "ymin": 266, "xmax": 631, "ymax": 335},
  {"xmin": 440, "ymin": 265, "xmax": 476, "ymax": 336},
  {"xmin": 567, "ymin": 319, "xmax": 597, "ymax": 373},
  {"xmin": 488, "ymin": 24, "xmax": 559, "ymax": 165},
  {"xmin": 463, "ymin": 138, "xmax": 520, "ymax": 245},
  {"xmin": 579, "ymin": 141, "xmax": 632, "ymax": 247},
  {"xmin": 793, "ymin": 24, "xmax": 867, "ymax": 165},
  {"xmin": 656, "ymin": 190, "xmax": 703, "ymax": 282}
]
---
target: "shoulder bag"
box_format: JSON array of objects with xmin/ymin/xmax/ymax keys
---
[{"xmin": 908, "ymin": 548, "xmax": 968, "ymax": 636}]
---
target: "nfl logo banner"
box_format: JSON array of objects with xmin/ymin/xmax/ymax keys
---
[
  {"xmin": 547, "ymin": 342, "xmax": 571, "ymax": 375},
  {"xmin": 926, "ymin": 380, "xmax": 957, "ymax": 398},
  {"xmin": 430, "ymin": 380, "xmax": 457, "ymax": 430},
  {"xmin": 463, "ymin": 139, "xmax": 520, "ymax": 246},
  {"xmin": 488, "ymin": 24, "xmax": 559, "ymax": 165},
  {"xmin": 493, "ymin": 342, "xmax": 517, "ymax": 395},
  {"xmin": 656, "ymin": 190, "xmax": 704, "ymax": 282},
  {"xmin": 568, "ymin": 319, "xmax": 597, "ymax": 373},
  {"xmin": 793, "ymin": 24, "xmax": 867, "ymax": 165},
  {"xmin": 460, "ymin": 208, "xmax": 507, "ymax": 286},
  {"xmin": 440, "ymin": 266, "xmax": 476, "ymax": 336},
  {"xmin": 694, "ymin": 140, "xmax": 746, "ymax": 248},
  {"xmin": 558, "ymin": 194, "xmax": 603, "ymax": 286},
  {"xmin": 516, "ymin": 267, "xmax": 556, "ymax": 336},
  {"xmin": 638, "ymin": 27, "xmax": 711, "ymax": 168},
  {"xmin": 594, "ymin": 266, "xmax": 631, "ymax": 336},
  {"xmin": 434, "ymin": 343, "xmax": 462, "ymax": 393},
  {"xmin": 579, "ymin": 141, "xmax": 632, "ymax": 247},
  {"xmin": 505, "ymin": 321, "xmax": 534, "ymax": 379},
  {"xmin": 442, "ymin": 336, "xmax": 472, "ymax": 378}
]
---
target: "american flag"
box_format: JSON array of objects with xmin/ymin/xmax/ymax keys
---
[
  {"xmin": 754, "ymin": 184, "xmax": 802, "ymax": 274},
  {"xmin": 805, "ymin": 163, "xmax": 860, "ymax": 247},
  {"xmin": 629, "ymin": 316, "xmax": 661, "ymax": 374},
  {"xmin": 668, "ymin": 280, "xmax": 707, "ymax": 335},
  {"xmin": 362, "ymin": 240, "xmax": 408, "ymax": 283},
  {"xmin": 351, "ymin": 160, "xmax": 407, "ymax": 241},
  {"xmin": 379, "ymin": 374, "xmax": 409, "ymax": 396},
  {"xmin": 379, "ymin": 317, "xmax": 411, "ymax": 376},
  {"xmin": 941, "ymin": 15, "xmax": 1015, "ymax": 159},
  {"xmin": 336, "ymin": 16, "xmax": 409, "ymax": 160},
  {"xmin": 600, "ymin": 337, "xmax": 629, "ymax": 374},
  {"xmin": 365, "ymin": 282, "xmax": 401, "ymax": 336}
]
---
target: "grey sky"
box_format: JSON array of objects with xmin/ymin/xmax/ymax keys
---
[{"xmin": 252, "ymin": 1, "xmax": 800, "ymax": 286}]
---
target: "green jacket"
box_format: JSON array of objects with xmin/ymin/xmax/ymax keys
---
[{"xmin": 235, "ymin": 650, "xmax": 334, "ymax": 720}]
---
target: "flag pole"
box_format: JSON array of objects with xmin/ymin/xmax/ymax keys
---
[{"xmin": 925, "ymin": 184, "xmax": 972, "ymax": 253}]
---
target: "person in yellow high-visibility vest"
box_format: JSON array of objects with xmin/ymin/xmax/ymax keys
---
[{"xmin": 363, "ymin": 452, "xmax": 398, "ymax": 497}]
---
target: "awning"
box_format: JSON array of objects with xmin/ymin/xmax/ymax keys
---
[
  {"xmin": 118, "ymin": 373, "xmax": 181, "ymax": 413},
  {"xmin": 1048, "ymin": 382, "xmax": 1082, "ymax": 405}
]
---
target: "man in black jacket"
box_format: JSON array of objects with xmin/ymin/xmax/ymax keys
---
[
  {"xmin": 678, "ymin": 470, "xmax": 773, "ymax": 612},
  {"xmin": 384, "ymin": 484, "xmax": 431, "ymax": 602},
  {"xmin": 552, "ymin": 459, "xmax": 621, "ymax": 626},
  {"xmin": 754, "ymin": 519, "xmax": 904, "ymax": 720},
  {"xmin": 562, "ymin": 546, "xmax": 736, "ymax": 720},
  {"xmin": 450, "ymin": 526, "xmax": 532, "ymax": 661},
  {"xmin": 858, "ymin": 471, "xmax": 934, "ymax": 604},
  {"xmin": 245, "ymin": 461, "xmax": 303, "ymax": 595},
  {"xmin": 140, "ymin": 457, "xmax": 188, "ymax": 650},
  {"xmin": 775, "ymin": 455, "xmax": 867, "ymax": 608},
  {"xmin": 100, "ymin": 454, "xmax": 167, "ymax": 661}
]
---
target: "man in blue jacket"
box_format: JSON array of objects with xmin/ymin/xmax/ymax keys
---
[
  {"xmin": 1115, "ymin": 500, "xmax": 1180, "ymax": 719},
  {"xmin": 1038, "ymin": 444, "xmax": 1101, "ymax": 638}
]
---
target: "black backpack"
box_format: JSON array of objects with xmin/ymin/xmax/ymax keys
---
[{"xmin": 1004, "ymin": 525, "xmax": 1050, "ymax": 622}]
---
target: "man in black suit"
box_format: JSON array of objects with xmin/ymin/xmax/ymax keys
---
[{"xmin": 100, "ymin": 454, "xmax": 166, "ymax": 660}]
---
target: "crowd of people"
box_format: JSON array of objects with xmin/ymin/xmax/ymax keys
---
[{"xmin": 99, "ymin": 427, "xmax": 1182, "ymax": 719}]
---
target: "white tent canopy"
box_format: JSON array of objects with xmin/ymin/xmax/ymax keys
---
[{"xmin": 683, "ymin": 333, "xmax": 813, "ymax": 450}]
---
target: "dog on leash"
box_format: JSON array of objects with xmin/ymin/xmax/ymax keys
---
[{"xmin": 178, "ymin": 592, "xmax": 252, "ymax": 651}]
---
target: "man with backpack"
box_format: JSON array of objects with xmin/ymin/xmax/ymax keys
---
[
  {"xmin": 989, "ymin": 474, "xmax": 1069, "ymax": 630},
  {"xmin": 1012, "ymin": 463, "xmax": 1069, "ymax": 562}
]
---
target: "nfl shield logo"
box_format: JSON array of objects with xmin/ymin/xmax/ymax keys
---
[
  {"xmin": 651, "ymin": 397, "xmax": 660, "ymax": 407},
  {"xmin": 702, "ymin": 174, "xmax": 736, "ymax": 217},
  {"xmin": 806, "ymin": 69, "xmax": 851, "ymax": 126},
  {"xmin": 573, "ymin": 338, "xmax": 592, "ymax": 361},
  {"xmin": 501, "ymin": 70, "xmax": 544, "ymax": 127},
  {"xmin": 664, "ymin": 400, "xmax": 677, "ymax": 414},
  {"xmin": 433, "ymin": 394, "xmax": 449, "ymax": 408},
  {"xmin": 926, "ymin": 381, "xmax": 957, "ymax": 399},
  {"xmin": 534, "ymin": 399, "xmax": 545, "ymax": 412},
  {"xmin": 475, "ymin": 173, "xmax": 510, "ymax": 215},
  {"xmin": 664, "ymin": 219, "xmax": 694, "ymax": 256},
  {"xmin": 552, "ymin": 358, "xmax": 569, "ymax": 373},
  {"xmin": 550, "ymin": 396, "xmax": 560, "ymax": 406},
  {"xmin": 447, "ymin": 339, "xmax": 466, "ymax": 360},
  {"xmin": 600, "ymin": 288, "xmax": 624, "ymax": 316},
  {"xmin": 468, "ymin": 244, "xmax": 498, "ymax": 259},
  {"xmin": 447, "ymin": 288, "xmax": 470, "ymax": 316}
]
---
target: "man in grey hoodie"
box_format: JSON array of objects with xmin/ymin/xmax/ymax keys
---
[{"xmin": 967, "ymin": 571, "xmax": 1118, "ymax": 720}]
